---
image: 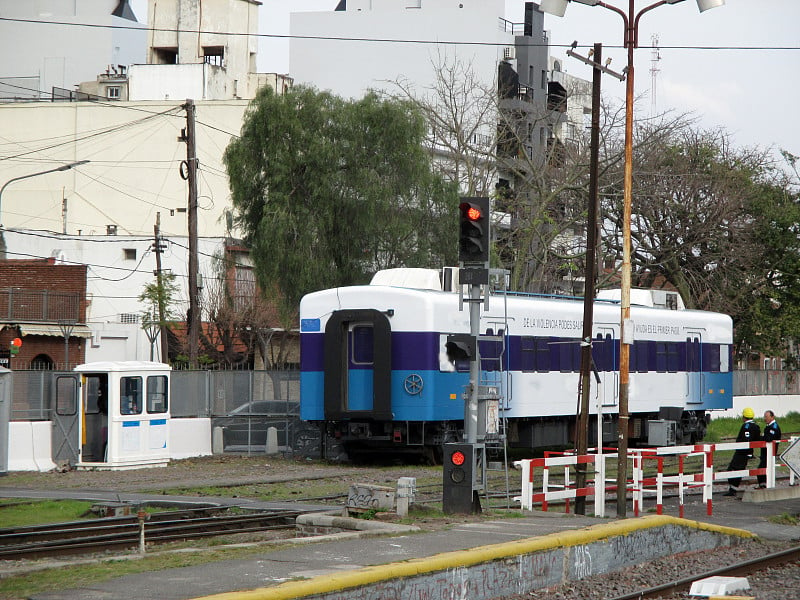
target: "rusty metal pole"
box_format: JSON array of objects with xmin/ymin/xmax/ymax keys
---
[{"xmin": 616, "ymin": 0, "xmax": 637, "ymax": 519}]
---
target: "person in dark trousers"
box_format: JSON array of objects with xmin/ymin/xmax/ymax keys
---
[
  {"xmin": 757, "ymin": 410, "xmax": 781, "ymax": 488},
  {"xmin": 724, "ymin": 407, "xmax": 760, "ymax": 497}
]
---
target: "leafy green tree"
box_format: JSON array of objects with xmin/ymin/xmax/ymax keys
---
[
  {"xmin": 224, "ymin": 85, "xmax": 459, "ymax": 315},
  {"xmin": 600, "ymin": 124, "xmax": 800, "ymax": 360}
]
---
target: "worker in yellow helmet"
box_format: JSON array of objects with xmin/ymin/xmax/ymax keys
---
[{"xmin": 724, "ymin": 407, "xmax": 760, "ymax": 497}]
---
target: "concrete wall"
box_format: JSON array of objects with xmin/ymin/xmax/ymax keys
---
[
  {"xmin": 714, "ymin": 395, "xmax": 800, "ymax": 420},
  {"xmin": 253, "ymin": 516, "xmax": 753, "ymax": 600},
  {"xmin": 7, "ymin": 417, "xmax": 210, "ymax": 471},
  {"xmin": 7, "ymin": 422, "xmax": 57, "ymax": 472}
]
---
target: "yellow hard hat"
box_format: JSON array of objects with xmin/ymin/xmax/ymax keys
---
[{"xmin": 743, "ymin": 407, "xmax": 755, "ymax": 419}]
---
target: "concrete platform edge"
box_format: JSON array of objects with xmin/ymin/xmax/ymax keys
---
[{"xmin": 190, "ymin": 515, "xmax": 755, "ymax": 600}]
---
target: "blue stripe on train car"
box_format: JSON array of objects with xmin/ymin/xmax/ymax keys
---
[{"xmin": 300, "ymin": 369, "xmax": 468, "ymax": 422}]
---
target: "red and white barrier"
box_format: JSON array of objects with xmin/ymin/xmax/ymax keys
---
[{"xmin": 514, "ymin": 439, "xmax": 791, "ymax": 518}]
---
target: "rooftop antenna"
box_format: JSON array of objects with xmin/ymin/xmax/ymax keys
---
[{"xmin": 650, "ymin": 34, "xmax": 661, "ymax": 116}]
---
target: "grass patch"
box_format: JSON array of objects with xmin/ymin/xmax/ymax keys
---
[
  {"xmin": 0, "ymin": 544, "xmax": 300, "ymax": 600},
  {"xmin": 0, "ymin": 500, "xmax": 95, "ymax": 528},
  {"xmin": 708, "ymin": 410, "xmax": 800, "ymax": 442},
  {"xmin": 767, "ymin": 513, "xmax": 800, "ymax": 526},
  {"xmin": 153, "ymin": 467, "xmax": 443, "ymax": 504}
]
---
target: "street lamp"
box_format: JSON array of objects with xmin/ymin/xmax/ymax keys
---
[
  {"xmin": 540, "ymin": 0, "xmax": 724, "ymax": 517},
  {"xmin": 0, "ymin": 160, "xmax": 89, "ymax": 258}
]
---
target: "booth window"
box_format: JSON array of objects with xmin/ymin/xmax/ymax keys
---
[
  {"xmin": 55, "ymin": 376, "xmax": 77, "ymax": 416},
  {"xmin": 120, "ymin": 376, "xmax": 143, "ymax": 415},
  {"xmin": 147, "ymin": 376, "xmax": 168, "ymax": 413}
]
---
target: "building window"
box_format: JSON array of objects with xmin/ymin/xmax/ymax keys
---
[
  {"xmin": 119, "ymin": 313, "xmax": 139, "ymax": 324},
  {"xmin": 107, "ymin": 86, "xmax": 121, "ymax": 100},
  {"xmin": 123, "ymin": 248, "xmax": 136, "ymax": 260},
  {"xmin": 203, "ymin": 46, "xmax": 225, "ymax": 67}
]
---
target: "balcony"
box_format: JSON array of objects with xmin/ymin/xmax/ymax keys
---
[{"xmin": 0, "ymin": 289, "xmax": 82, "ymax": 323}]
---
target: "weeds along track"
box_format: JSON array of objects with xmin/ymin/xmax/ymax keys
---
[{"xmin": 0, "ymin": 508, "xmax": 301, "ymax": 560}]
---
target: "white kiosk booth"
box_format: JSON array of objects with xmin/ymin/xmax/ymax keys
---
[{"xmin": 54, "ymin": 361, "xmax": 171, "ymax": 470}]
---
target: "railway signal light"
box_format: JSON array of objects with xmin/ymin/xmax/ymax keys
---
[
  {"xmin": 445, "ymin": 334, "xmax": 476, "ymax": 364},
  {"xmin": 442, "ymin": 443, "xmax": 481, "ymax": 514},
  {"xmin": 458, "ymin": 197, "xmax": 490, "ymax": 264}
]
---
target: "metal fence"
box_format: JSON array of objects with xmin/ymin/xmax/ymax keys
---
[
  {"xmin": 10, "ymin": 369, "xmax": 301, "ymax": 421},
  {"xmin": 9, "ymin": 368, "xmax": 798, "ymax": 424},
  {"xmin": 733, "ymin": 370, "xmax": 800, "ymax": 396}
]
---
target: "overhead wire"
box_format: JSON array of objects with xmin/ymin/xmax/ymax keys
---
[{"xmin": 0, "ymin": 15, "xmax": 798, "ymax": 51}]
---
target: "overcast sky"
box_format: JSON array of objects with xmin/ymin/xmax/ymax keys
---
[{"xmin": 131, "ymin": 0, "xmax": 799, "ymax": 159}]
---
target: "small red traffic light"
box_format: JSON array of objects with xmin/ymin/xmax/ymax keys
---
[
  {"xmin": 11, "ymin": 338, "xmax": 21, "ymax": 347},
  {"xmin": 460, "ymin": 203, "xmax": 482, "ymax": 222},
  {"xmin": 451, "ymin": 450, "xmax": 466, "ymax": 466}
]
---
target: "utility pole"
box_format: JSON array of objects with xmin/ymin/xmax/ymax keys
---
[
  {"xmin": 153, "ymin": 212, "xmax": 169, "ymax": 363},
  {"xmin": 181, "ymin": 99, "xmax": 200, "ymax": 369},
  {"xmin": 567, "ymin": 43, "xmax": 625, "ymax": 515}
]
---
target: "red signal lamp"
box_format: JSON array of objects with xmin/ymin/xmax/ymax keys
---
[
  {"xmin": 451, "ymin": 450, "xmax": 466, "ymax": 466},
  {"xmin": 461, "ymin": 204, "xmax": 482, "ymax": 221}
]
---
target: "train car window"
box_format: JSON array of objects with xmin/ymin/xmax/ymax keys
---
[
  {"xmin": 719, "ymin": 344, "xmax": 730, "ymax": 372},
  {"xmin": 655, "ymin": 342, "xmax": 668, "ymax": 372},
  {"xmin": 592, "ymin": 334, "xmax": 606, "ymax": 371},
  {"xmin": 521, "ymin": 336, "xmax": 536, "ymax": 372},
  {"xmin": 559, "ymin": 339, "xmax": 580, "ymax": 372},
  {"xmin": 635, "ymin": 342, "xmax": 649, "ymax": 373},
  {"xmin": 667, "ymin": 342, "xmax": 680, "ymax": 372},
  {"xmin": 535, "ymin": 338, "xmax": 551, "ymax": 372},
  {"xmin": 350, "ymin": 325, "xmax": 374, "ymax": 365},
  {"xmin": 120, "ymin": 376, "xmax": 143, "ymax": 415},
  {"xmin": 686, "ymin": 337, "xmax": 701, "ymax": 372},
  {"xmin": 706, "ymin": 344, "xmax": 721, "ymax": 372},
  {"xmin": 146, "ymin": 376, "xmax": 168, "ymax": 413}
]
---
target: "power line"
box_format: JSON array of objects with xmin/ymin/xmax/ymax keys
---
[{"xmin": 0, "ymin": 16, "xmax": 797, "ymax": 51}]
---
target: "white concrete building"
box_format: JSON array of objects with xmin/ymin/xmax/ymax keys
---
[
  {"xmin": 0, "ymin": 99, "xmax": 247, "ymax": 238},
  {"xmin": 4, "ymin": 228, "xmax": 232, "ymax": 362},
  {"xmin": 290, "ymin": 0, "xmax": 519, "ymax": 100},
  {"xmin": 0, "ymin": 0, "xmax": 146, "ymax": 101}
]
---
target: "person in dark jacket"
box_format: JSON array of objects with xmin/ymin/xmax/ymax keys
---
[
  {"xmin": 756, "ymin": 410, "xmax": 781, "ymax": 488},
  {"xmin": 724, "ymin": 407, "xmax": 760, "ymax": 497}
]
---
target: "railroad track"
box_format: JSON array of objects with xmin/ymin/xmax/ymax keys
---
[
  {"xmin": 0, "ymin": 508, "xmax": 301, "ymax": 560},
  {"xmin": 607, "ymin": 544, "xmax": 800, "ymax": 600}
]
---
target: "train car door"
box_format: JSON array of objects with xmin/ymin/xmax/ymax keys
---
[
  {"xmin": 324, "ymin": 309, "xmax": 392, "ymax": 420},
  {"xmin": 347, "ymin": 323, "xmax": 375, "ymax": 411},
  {"xmin": 686, "ymin": 330, "xmax": 703, "ymax": 404},
  {"xmin": 594, "ymin": 326, "xmax": 618, "ymax": 408},
  {"xmin": 52, "ymin": 374, "xmax": 79, "ymax": 466}
]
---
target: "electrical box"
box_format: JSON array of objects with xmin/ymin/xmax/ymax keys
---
[{"xmin": 648, "ymin": 420, "xmax": 677, "ymax": 447}]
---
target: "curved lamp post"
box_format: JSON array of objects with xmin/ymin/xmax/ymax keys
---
[
  {"xmin": 539, "ymin": 0, "xmax": 724, "ymax": 517},
  {"xmin": 0, "ymin": 160, "xmax": 89, "ymax": 259}
]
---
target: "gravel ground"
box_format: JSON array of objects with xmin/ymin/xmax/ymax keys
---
[
  {"xmin": 493, "ymin": 539, "xmax": 800, "ymax": 600},
  {"xmin": 4, "ymin": 455, "xmax": 800, "ymax": 600}
]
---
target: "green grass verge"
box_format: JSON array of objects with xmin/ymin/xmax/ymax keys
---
[{"xmin": 0, "ymin": 500, "xmax": 94, "ymax": 528}]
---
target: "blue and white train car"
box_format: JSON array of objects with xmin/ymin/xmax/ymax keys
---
[{"xmin": 300, "ymin": 268, "xmax": 733, "ymax": 459}]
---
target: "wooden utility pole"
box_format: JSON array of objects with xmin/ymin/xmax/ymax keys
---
[
  {"xmin": 153, "ymin": 212, "xmax": 169, "ymax": 363},
  {"xmin": 183, "ymin": 99, "xmax": 200, "ymax": 369},
  {"xmin": 574, "ymin": 43, "xmax": 602, "ymax": 515}
]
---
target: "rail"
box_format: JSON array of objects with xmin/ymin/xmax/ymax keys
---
[{"xmin": 514, "ymin": 439, "xmax": 795, "ymax": 518}]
